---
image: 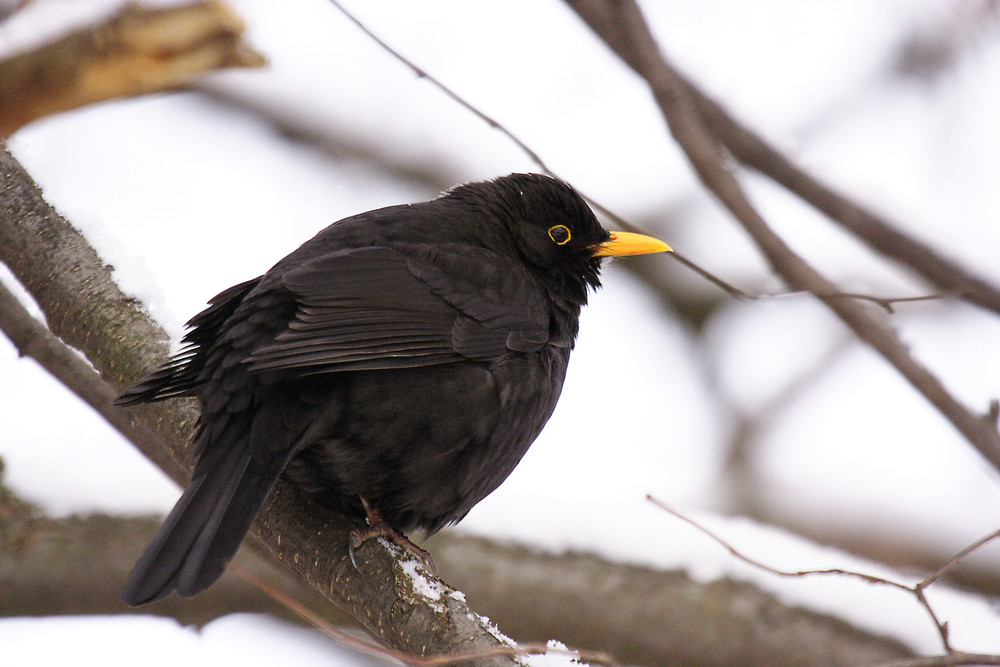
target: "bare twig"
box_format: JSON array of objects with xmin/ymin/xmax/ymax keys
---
[
  {"xmin": 562, "ymin": 1, "xmax": 1000, "ymax": 318},
  {"xmin": 919, "ymin": 528, "xmax": 1000, "ymax": 590},
  {"xmin": 813, "ymin": 292, "xmax": 956, "ymax": 314},
  {"xmin": 648, "ymin": 495, "xmax": 1000, "ymax": 660},
  {"xmin": 647, "ymin": 496, "xmax": 916, "ymax": 591},
  {"xmin": 325, "ymin": 0, "xmax": 550, "ymax": 174},
  {"xmin": 647, "ymin": 496, "xmax": 949, "ymax": 651},
  {"xmin": 565, "ymin": 0, "xmax": 1000, "ymax": 473},
  {"xmin": 324, "ymin": 0, "xmax": 654, "ymax": 241},
  {"xmin": 0, "ymin": 1, "xmax": 265, "ymax": 137}
]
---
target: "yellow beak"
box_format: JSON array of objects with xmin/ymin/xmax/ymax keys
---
[{"xmin": 591, "ymin": 231, "xmax": 673, "ymax": 257}]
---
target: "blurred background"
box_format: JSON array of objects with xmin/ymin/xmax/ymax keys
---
[{"xmin": 2, "ymin": 0, "xmax": 999, "ymax": 663}]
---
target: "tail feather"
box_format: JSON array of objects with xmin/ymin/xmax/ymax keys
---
[
  {"xmin": 117, "ymin": 276, "xmax": 306, "ymax": 605},
  {"xmin": 122, "ymin": 474, "xmax": 212, "ymax": 604},
  {"xmin": 122, "ymin": 444, "xmax": 245, "ymax": 604},
  {"xmin": 121, "ymin": 432, "xmax": 287, "ymax": 605},
  {"xmin": 121, "ymin": 395, "xmax": 305, "ymax": 605},
  {"xmin": 177, "ymin": 450, "xmax": 276, "ymax": 597},
  {"xmin": 114, "ymin": 353, "xmax": 198, "ymax": 406}
]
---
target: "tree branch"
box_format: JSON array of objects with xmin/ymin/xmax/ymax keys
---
[
  {"xmin": 0, "ymin": 276, "xmax": 186, "ymax": 483},
  {"xmin": 564, "ymin": 0, "xmax": 1000, "ymax": 472},
  {"xmin": 0, "ymin": 1, "xmax": 265, "ymax": 138},
  {"xmin": 563, "ymin": 1, "xmax": 1000, "ymax": 318},
  {"xmin": 0, "ymin": 473, "xmax": 351, "ymax": 627},
  {"xmin": 0, "ymin": 474, "xmax": 916, "ymax": 666}
]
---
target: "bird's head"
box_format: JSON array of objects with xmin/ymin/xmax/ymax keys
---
[{"xmin": 453, "ymin": 173, "xmax": 671, "ymax": 308}]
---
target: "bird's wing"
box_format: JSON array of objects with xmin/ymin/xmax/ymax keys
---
[
  {"xmin": 243, "ymin": 244, "xmax": 549, "ymax": 374},
  {"xmin": 115, "ymin": 277, "xmax": 263, "ymax": 406}
]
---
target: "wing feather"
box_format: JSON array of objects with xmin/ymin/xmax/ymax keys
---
[{"xmin": 243, "ymin": 245, "xmax": 550, "ymax": 374}]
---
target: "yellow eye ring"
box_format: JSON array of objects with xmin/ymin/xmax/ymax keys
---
[{"xmin": 548, "ymin": 225, "xmax": 571, "ymax": 245}]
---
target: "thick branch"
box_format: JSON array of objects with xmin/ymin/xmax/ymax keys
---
[
  {"xmin": 0, "ymin": 146, "xmax": 519, "ymax": 665},
  {"xmin": 565, "ymin": 0, "xmax": 1000, "ymax": 472},
  {"xmin": 0, "ymin": 277, "xmax": 186, "ymax": 483},
  {"xmin": 0, "ymin": 1, "xmax": 265, "ymax": 138},
  {"xmin": 0, "ymin": 476, "xmax": 350, "ymax": 627},
  {"xmin": 0, "ymin": 475, "xmax": 916, "ymax": 665},
  {"xmin": 430, "ymin": 533, "xmax": 914, "ymax": 666}
]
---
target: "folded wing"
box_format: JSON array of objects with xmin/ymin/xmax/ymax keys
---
[{"xmin": 245, "ymin": 244, "xmax": 550, "ymax": 374}]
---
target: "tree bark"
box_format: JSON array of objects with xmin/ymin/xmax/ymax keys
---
[{"xmin": 0, "ymin": 476, "xmax": 915, "ymax": 666}]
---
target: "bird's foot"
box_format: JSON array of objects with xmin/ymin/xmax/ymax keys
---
[{"xmin": 348, "ymin": 498, "xmax": 437, "ymax": 574}]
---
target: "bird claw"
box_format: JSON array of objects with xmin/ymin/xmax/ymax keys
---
[
  {"xmin": 348, "ymin": 498, "xmax": 437, "ymax": 574},
  {"xmin": 347, "ymin": 540, "xmax": 361, "ymax": 571}
]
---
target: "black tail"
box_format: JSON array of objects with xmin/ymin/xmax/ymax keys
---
[
  {"xmin": 117, "ymin": 276, "xmax": 273, "ymax": 604},
  {"xmin": 121, "ymin": 410, "xmax": 294, "ymax": 605}
]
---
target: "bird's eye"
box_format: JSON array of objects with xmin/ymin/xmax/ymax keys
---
[{"xmin": 547, "ymin": 225, "xmax": 571, "ymax": 245}]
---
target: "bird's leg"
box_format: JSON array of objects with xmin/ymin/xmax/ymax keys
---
[{"xmin": 348, "ymin": 497, "xmax": 437, "ymax": 573}]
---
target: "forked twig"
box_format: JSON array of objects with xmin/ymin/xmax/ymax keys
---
[
  {"xmin": 569, "ymin": 0, "xmax": 1000, "ymax": 471},
  {"xmin": 647, "ymin": 494, "xmax": 1000, "ymax": 659},
  {"xmin": 325, "ymin": 0, "xmax": 963, "ymax": 318}
]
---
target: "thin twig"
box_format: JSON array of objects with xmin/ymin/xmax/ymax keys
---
[
  {"xmin": 648, "ymin": 495, "xmax": 1000, "ymax": 657},
  {"xmin": 919, "ymin": 528, "xmax": 1000, "ymax": 589},
  {"xmin": 666, "ymin": 250, "xmax": 754, "ymax": 299},
  {"xmin": 324, "ymin": 0, "xmax": 650, "ymax": 240},
  {"xmin": 325, "ymin": 0, "xmax": 551, "ymax": 174},
  {"xmin": 646, "ymin": 496, "xmax": 913, "ymax": 591},
  {"xmin": 647, "ymin": 497, "xmax": 956, "ymax": 650},
  {"xmin": 814, "ymin": 291, "xmax": 957, "ymax": 314},
  {"xmin": 565, "ymin": 0, "xmax": 1000, "ymax": 473}
]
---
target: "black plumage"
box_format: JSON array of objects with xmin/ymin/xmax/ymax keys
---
[{"xmin": 116, "ymin": 173, "xmax": 670, "ymax": 605}]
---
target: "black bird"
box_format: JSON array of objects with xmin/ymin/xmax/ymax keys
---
[{"xmin": 116, "ymin": 173, "xmax": 670, "ymax": 605}]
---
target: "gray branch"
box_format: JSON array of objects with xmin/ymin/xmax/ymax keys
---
[
  {"xmin": 0, "ymin": 475, "xmax": 915, "ymax": 665},
  {"xmin": 564, "ymin": 0, "xmax": 1000, "ymax": 472}
]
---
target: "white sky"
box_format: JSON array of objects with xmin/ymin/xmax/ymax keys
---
[{"xmin": 2, "ymin": 0, "xmax": 999, "ymax": 663}]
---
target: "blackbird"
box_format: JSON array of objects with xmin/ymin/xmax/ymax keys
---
[{"xmin": 116, "ymin": 173, "xmax": 670, "ymax": 605}]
